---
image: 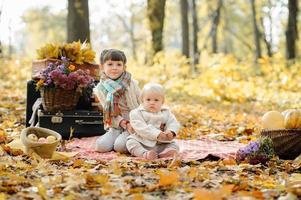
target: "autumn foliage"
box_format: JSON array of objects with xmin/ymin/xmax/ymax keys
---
[{"xmin": 0, "ymin": 55, "xmax": 300, "ymax": 199}]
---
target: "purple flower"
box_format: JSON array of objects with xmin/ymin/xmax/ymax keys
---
[
  {"xmin": 36, "ymin": 61, "xmax": 94, "ymax": 92},
  {"xmin": 61, "ymin": 56, "xmax": 70, "ymax": 62},
  {"xmin": 236, "ymin": 137, "xmax": 275, "ymax": 165}
]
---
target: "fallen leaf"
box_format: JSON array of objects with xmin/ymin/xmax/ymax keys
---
[
  {"xmin": 157, "ymin": 170, "xmax": 179, "ymax": 187},
  {"xmin": 194, "ymin": 188, "xmax": 222, "ymax": 200},
  {"xmin": 130, "ymin": 194, "xmax": 144, "ymax": 200},
  {"xmin": 222, "ymin": 159, "xmax": 237, "ymax": 165}
]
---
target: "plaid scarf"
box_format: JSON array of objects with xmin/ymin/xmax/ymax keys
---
[{"xmin": 99, "ymin": 71, "xmax": 131, "ymax": 126}]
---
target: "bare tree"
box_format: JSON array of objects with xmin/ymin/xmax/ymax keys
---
[
  {"xmin": 250, "ymin": 0, "xmax": 262, "ymax": 60},
  {"xmin": 114, "ymin": 1, "xmax": 140, "ymax": 60},
  {"xmin": 181, "ymin": 0, "xmax": 190, "ymax": 58},
  {"xmin": 191, "ymin": 0, "xmax": 199, "ymax": 67},
  {"xmin": 260, "ymin": 15, "xmax": 273, "ymax": 57},
  {"xmin": 286, "ymin": 0, "xmax": 298, "ymax": 60},
  {"xmin": 67, "ymin": 0, "xmax": 90, "ymax": 43},
  {"xmin": 147, "ymin": 0, "xmax": 166, "ymax": 57},
  {"xmin": 210, "ymin": 0, "xmax": 223, "ymax": 53}
]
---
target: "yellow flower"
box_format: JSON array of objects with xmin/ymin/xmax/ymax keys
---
[
  {"xmin": 36, "ymin": 79, "xmax": 44, "ymax": 90},
  {"xmin": 68, "ymin": 64, "xmax": 76, "ymax": 71}
]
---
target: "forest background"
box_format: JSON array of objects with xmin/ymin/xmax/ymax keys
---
[{"xmin": 0, "ymin": 0, "xmax": 301, "ymax": 199}]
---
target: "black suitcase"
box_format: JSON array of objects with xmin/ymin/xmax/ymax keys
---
[{"xmin": 38, "ymin": 109, "xmax": 106, "ymax": 139}]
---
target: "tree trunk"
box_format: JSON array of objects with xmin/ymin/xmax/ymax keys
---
[
  {"xmin": 286, "ymin": 0, "xmax": 298, "ymax": 60},
  {"xmin": 222, "ymin": 2, "xmax": 233, "ymax": 54},
  {"xmin": 211, "ymin": 0, "xmax": 222, "ymax": 54},
  {"xmin": 260, "ymin": 16, "xmax": 273, "ymax": 57},
  {"xmin": 67, "ymin": 0, "xmax": 90, "ymax": 43},
  {"xmin": 181, "ymin": 0, "xmax": 190, "ymax": 58},
  {"xmin": 250, "ymin": 0, "xmax": 262, "ymax": 60},
  {"xmin": 191, "ymin": 0, "xmax": 199, "ymax": 66},
  {"xmin": 147, "ymin": 0, "xmax": 166, "ymax": 57}
]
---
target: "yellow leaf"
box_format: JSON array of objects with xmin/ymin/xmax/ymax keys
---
[
  {"xmin": 194, "ymin": 188, "xmax": 222, "ymax": 200},
  {"xmin": 0, "ymin": 193, "xmax": 7, "ymax": 200},
  {"xmin": 112, "ymin": 161, "xmax": 122, "ymax": 175},
  {"xmin": 157, "ymin": 170, "xmax": 179, "ymax": 187},
  {"xmin": 37, "ymin": 183, "xmax": 48, "ymax": 200},
  {"xmin": 222, "ymin": 159, "xmax": 237, "ymax": 166},
  {"xmin": 168, "ymin": 154, "xmax": 181, "ymax": 168},
  {"xmin": 69, "ymin": 127, "xmax": 75, "ymax": 140},
  {"xmin": 130, "ymin": 194, "xmax": 144, "ymax": 200},
  {"xmin": 50, "ymin": 151, "xmax": 78, "ymax": 160},
  {"xmin": 94, "ymin": 174, "xmax": 109, "ymax": 185},
  {"xmin": 64, "ymin": 194, "xmax": 75, "ymax": 200},
  {"xmin": 187, "ymin": 167, "xmax": 198, "ymax": 179},
  {"xmin": 101, "ymin": 183, "xmax": 115, "ymax": 195},
  {"xmin": 262, "ymin": 180, "xmax": 276, "ymax": 189},
  {"xmin": 72, "ymin": 159, "xmax": 84, "ymax": 168}
]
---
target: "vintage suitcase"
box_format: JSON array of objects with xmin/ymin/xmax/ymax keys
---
[{"xmin": 38, "ymin": 109, "xmax": 105, "ymax": 139}]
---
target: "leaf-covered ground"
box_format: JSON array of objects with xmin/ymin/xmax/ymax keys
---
[{"xmin": 0, "ymin": 58, "xmax": 301, "ymax": 199}]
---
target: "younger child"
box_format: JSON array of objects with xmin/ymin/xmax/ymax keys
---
[
  {"xmin": 126, "ymin": 83, "xmax": 180, "ymax": 160},
  {"xmin": 93, "ymin": 49, "xmax": 141, "ymax": 153}
]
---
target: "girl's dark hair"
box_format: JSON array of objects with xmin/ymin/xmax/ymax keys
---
[{"xmin": 100, "ymin": 49, "xmax": 127, "ymax": 65}]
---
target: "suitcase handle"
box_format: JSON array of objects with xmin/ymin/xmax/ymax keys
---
[{"xmin": 75, "ymin": 120, "xmax": 103, "ymax": 125}]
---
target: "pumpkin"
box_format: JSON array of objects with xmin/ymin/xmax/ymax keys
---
[
  {"xmin": 262, "ymin": 111, "xmax": 285, "ymax": 130},
  {"xmin": 281, "ymin": 109, "xmax": 296, "ymax": 117},
  {"xmin": 284, "ymin": 109, "xmax": 301, "ymax": 129}
]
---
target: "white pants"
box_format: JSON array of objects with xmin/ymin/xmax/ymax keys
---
[
  {"xmin": 95, "ymin": 128, "xmax": 129, "ymax": 153},
  {"xmin": 126, "ymin": 138, "xmax": 179, "ymax": 158}
]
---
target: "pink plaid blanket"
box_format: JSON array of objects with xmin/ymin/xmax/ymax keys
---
[{"xmin": 66, "ymin": 136, "xmax": 245, "ymax": 161}]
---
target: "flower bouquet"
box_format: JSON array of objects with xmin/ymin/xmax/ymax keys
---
[
  {"xmin": 32, "ymin": 41, "xmax": 100, "ymax": 80},
  {"xmin": 36, "ymin": 57, "xmax": 94, "ymax": 112},
  {"xmin": 236, "ymin": 137, "xmax": 275, "ymax": 165}
]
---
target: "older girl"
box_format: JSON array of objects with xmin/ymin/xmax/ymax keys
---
[{"xmin": 93, "ymin": 49, "xmax": 140, "ymax": 153}]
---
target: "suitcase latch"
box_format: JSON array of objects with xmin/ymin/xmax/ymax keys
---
[
  {"xmin": 51, "ymin": 112, "xmax": 63, "ymax": 123},
  {"xmin": 51, "ymin": 116, "xmax": 63, "ymax": 123}
]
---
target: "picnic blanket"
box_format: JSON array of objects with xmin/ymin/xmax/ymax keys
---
[{"xmin": 66, "ymin": 136, "xmax": 245, "ymax": 161}]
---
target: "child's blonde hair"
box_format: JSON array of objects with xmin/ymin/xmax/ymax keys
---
[{"xmin": 140, "ymin": 83, "xmax": 165, "ymax": 101}]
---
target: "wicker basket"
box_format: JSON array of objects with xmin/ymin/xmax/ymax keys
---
[
  {"xmin": 261, "ymin": 129, "xmax": 301, "ymax": 160},
  {"xmin": 20, "ymin": 127, "xmax": 62, "ymax": 158},
  {"xmin": 40, "ymin": 87, "xmax": 80, "ymax": 112}
]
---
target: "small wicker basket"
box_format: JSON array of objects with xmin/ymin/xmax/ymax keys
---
[
  {"xmin": 40, "ymin": 87, "xmax": 80, "ymax": 112},
  {"xmin": 20, "ymin": 127, "xmax": 62, "ymax": 158},
  {"xmin": 261, "ymin": 129, "xmax": 301, "ymax": 160}
]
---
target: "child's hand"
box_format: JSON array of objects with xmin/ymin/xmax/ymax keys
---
[
  {"xmin": 126, "ymin": 123, "xmax": 135, "ymax": 134},
  {"xmin": 158, "ymin": 132, "xmax": 166, "ymax": 141},
  {"xmin": 165, "ymin": 131, "xmax": 174, "ymax": 141},
  {"xmin": 119, "ymin": 120, "xmax": 128, "ymax": 129},
  {"xmin": 158, "ymin": 132, "xmax": 168, "ymax": 141}
]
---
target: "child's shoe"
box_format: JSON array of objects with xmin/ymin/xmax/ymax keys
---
[
  {"xmin": 143, "ymin": 150, "xmax": 158, "ymax": 160},
  {"xmin": 158, "ymin": 148, "xmax": 178, "ymax": 158}
]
